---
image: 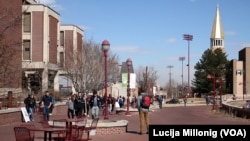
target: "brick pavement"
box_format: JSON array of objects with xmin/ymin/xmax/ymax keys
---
[{"xmin": 1, "ymin": 104, "xmax": 250, "ymax": 141}]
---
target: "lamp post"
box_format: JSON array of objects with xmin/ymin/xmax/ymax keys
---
[
  {"xmin": 167, "ymin": 65, "xmax": 173, "ymax": 99},
  {"xmin": 125, "ymin": 58, "xmax": 132, "ymax": 116},
  {"xmin": 183, "ymin": 34, "xmax": 193, "ymax": 96},
  {"xmin": 207, "ymin": 74, "xmax": 216, "ymax": 110},
  {"xmin": 179, "ymin": 57, "xmax": 185, "ymax": 96},
  {"xmin": 101, "ymin": 40, "xmax": 110, "ymax": 119}
]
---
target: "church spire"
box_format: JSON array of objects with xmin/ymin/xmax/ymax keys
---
[{"xmin": 210, "ymin": 4, "xmax": 224, "ymax": 52}]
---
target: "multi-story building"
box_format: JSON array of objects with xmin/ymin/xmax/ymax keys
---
[
  {"xmin": 238, "ymin": 48, "xmax": 250, "ymax": 98},
  {"xmin": 0, "ymin": 0, "xmax": 84, "ymax": 94},
  {"xmin": 22, "ymin": 1, "xmax": 61, "ymax": 93},
  {"xmin": 59, "ymin": 25, "xmax": 84, "ymax": 93}
]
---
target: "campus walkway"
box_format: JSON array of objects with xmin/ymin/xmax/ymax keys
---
[{"xmin": 1, "ymin": 103, "xmax": 250, "ymax": 141}]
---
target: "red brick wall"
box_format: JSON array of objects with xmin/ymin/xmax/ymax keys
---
[
  {"xmin": 96, "ymin": 126, "xmax": 127, "ymax": 135},
  {"xmin": 32, "ymin": 12, "xmax": 44, "ymax": 61},
  {"xmin": 64, "ymin": 30, "xmax": 73, "ymax": 68},
  {"xmin": 0, "ymin": 111, "xmax": 23, "ymax": 125},
  {"xmin": 49, "ymin": 16, "xmax": 58, "ymax": 64}
]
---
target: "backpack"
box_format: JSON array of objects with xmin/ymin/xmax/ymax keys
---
[
  {"xmin": 141, "ymin": 95, "xmax": 151, "ymax": 108},
  {"xmin": 118, "ymin": 98, "xmax": 123, "ymax": 105}
]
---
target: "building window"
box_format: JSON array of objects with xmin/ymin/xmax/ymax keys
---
[
  {"xmin": 23, "ymin": 13, "xmax": 31, "ymax": 32},
  {"xmin": 60, "ymin": 31, "xmax": 64, "ymax": 46},
  {"xmin": 23, "ymin": 40, "xmax": 31, "ymax": 60},
  {"xmin": 59, "ymin": 52, "xmax": 64, "ymax": 67}
]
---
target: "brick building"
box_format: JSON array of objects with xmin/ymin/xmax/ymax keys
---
[{"xmin": 0, "ymin": 0, "xmax": 84, "ymax": 95}]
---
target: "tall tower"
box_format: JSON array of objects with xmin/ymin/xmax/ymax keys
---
[{"xmin": 210, "ymin": 5, "xmax": 224, "ymax": 52}]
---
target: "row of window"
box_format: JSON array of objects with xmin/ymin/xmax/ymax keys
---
[{"xmin": 22, "ymin": 13, "xmax": 65, "ymax": 67}]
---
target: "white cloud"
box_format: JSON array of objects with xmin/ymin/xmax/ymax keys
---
[{"xmin": 166, "ymin": 38, "xmax": 177, "ymax": 43}]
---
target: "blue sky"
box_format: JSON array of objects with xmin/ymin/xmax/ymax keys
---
[{"xmin": 39, "ymin": 0, "xmax": 250, "ymax": 87}]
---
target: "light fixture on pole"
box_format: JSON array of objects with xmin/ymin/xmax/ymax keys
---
[
  {"xmin": 167, "ymin": 65, "xmax": 174, "ymax": 99},
  {"xmin": 101, "ymin": 40, "xmax": 110, "ymax": 120},
  {"xmin": 183, "ymin": 34, "xmax": 193, "ymax": 96},
  {"xmin": 125, "ymin": 58, "xmax": 132, "ymax": 116},
  {"xmin": 179, "ymin": 57, "xmax": 185, "ymax": 96}
]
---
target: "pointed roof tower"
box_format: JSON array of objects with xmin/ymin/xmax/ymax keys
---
[{"xmin": 210, "ymin": 4, "xmax": 224, "ymax": 52}]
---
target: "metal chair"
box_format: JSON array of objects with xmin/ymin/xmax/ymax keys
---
[
  {"xmin": 20, "ymin": 124, "xmax": 35, "ymax": 140},
  {"xmin": 82, "ymin": 118, "xmax": 99, "ymax": 141},
  {"xmin": 51, "ymin": 119, "xmax": 68, "ymax": 141},
  {"xmin": 70, "ymin": 126, "xmax": 86, "ymax": 141},
  {"xmin": 14, "ymin": 126, "xmax": 33, "ymax": 141}
]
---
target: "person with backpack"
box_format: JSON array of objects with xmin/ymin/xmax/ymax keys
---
[
  {"xmin": 137, "ymin": 87, "xmax": 150, "ymax": 135},
  {"xmin": 118, "ymin": 96, "xmax": 124, "ymax": 108}
]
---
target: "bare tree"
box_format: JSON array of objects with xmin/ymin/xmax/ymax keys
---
[
  {"xmin": 64, "ymin": 39, "xmax": 119, "ymax": 93},
  {"xmin": 0, "ymin": 5, "xmax": 23, "ymax": 91},
  {"xmin": 136, "ymin": 66, "xmax": 158, "ymax": 92}
]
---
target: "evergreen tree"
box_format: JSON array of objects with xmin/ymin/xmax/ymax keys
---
[{"xmin": 192, "ymin": 48, "xmax": 229, "ymax": 96}]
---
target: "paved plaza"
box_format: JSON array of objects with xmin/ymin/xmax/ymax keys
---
[{"xmin": 1, "ymin": 103, "xmax": 249, "ymax": 141}]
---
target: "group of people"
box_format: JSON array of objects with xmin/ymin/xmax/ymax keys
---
[
  {"xmin": 66, "ymin": 89, "xmax": 117, "ymax": 119},
  {"xmin": 24, "ymin": 91, "xmax": 55, "ymax": 122},
  {"xmin": 23, "ymin": 88, "xmax": 152, "ymax": 135}
]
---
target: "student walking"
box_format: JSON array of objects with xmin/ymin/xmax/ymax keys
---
[
  {"xmin": 24, "ymin": 94, "xmax": 36, "ymax": 121},
  {"xmin": 67, "ymin": 95, "xmax": 75, "ymax": 119},
  {"xmin": 137, "ymin": 87, "xmax": 150, "ymax": 135},
  {"xmin": 40, "ymin": 91, "xmax": 52, "ymax": 121},
  {"xmin": 90, "ymin": 89, "xmax": 101, "ymax": 119}
]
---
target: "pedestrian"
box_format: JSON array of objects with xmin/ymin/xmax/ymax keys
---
[
  {"xmin": 49, "ymin": 93, "xmax": 55, "ymax": 115},
  {"xmin": 183, "ymin": 95, "xmax": 187, "ymax": 106},
  {"xmin": 67, "ymin": 95, "xmax": 75, "ymax": 119},
  {"xmin": 205, "ymin": 95, "xmax": 210, "ymax": 105},
  {"xmin": 107, "ymin": 94, "xmax": 113, "ymax": 114},
  {"xmin": 90, "ymin": 89, "xmax": 101, "ymax": 119},
  {"xmin": 83, "ymin": 93, "xmax": 90, "ymax": 117},
  {"xmin": 74, "ymin": 92, "xmax": 84, "ymax": 117},
  {"xmin": 40, "ymin": 91, "xmax": 52, "ymax": 121},
  {"xmin": 137, "ymin": 87, "xmax": 150, "ymax": 135},
  {"xmin": 157, "ymin": 95, "xmax": 163, "ymax": 109},
  {"xmin": 118, "ymin": 96, "xmax": 123, "ymax": 108},
  {"xmin": 24, "ymin": 94, "xmax": 36, "ymax": 121}
]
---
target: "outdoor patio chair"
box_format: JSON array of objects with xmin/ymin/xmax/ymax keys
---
[
  {"xmin": 52, "ymin": 119, "xmax": 69, "ymax": 140},
  {"xmin": 82, "ymin": 118, "xmax": 99, "ymax": 141},
  {"xmin": 70, "ymin": 126, "xmax": 86, "ymax": 141},
  {"xmin": 14, "ymin": 126, "xmax": 34, "ymax": 141},
  {"xmin": 20, "ymin": 123, "xmax": 35, "ymax": 140}
]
